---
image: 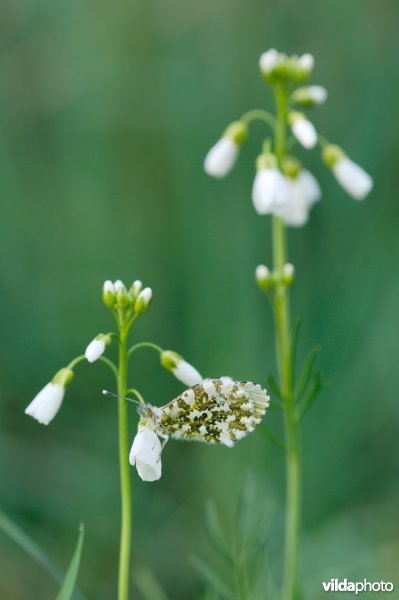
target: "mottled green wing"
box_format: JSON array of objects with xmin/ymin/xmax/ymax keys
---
[{"xmin": 158, "ymin": 377, "xmax": 270, "ymax": 447}]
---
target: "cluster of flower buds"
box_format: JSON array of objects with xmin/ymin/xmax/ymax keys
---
[
  {"xmin": 102, "ymin": 279, "xmax": 152, "ymax": 314},
  {"xmin": 259, "ymin": 49, "xmax": 315, "ymax": 83},
  {"xmin": 255, "ymin": 262, "xmax": 295, "ymax": 292},
  {"xmin": 204, "ymin": 49, "xmax": 373, "ymax": 228}
]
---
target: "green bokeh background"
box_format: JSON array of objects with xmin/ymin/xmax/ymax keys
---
[{"xmin": 1, "ymin": 0, "xmax": 398, "ymax": 598}]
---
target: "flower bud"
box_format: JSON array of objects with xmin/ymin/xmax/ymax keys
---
[
  {"xmin": 134, "ymin": 287, "xmax": 152, "ymax": 314},
  {"xmin": 129, "ymin": 280, "xmax": 143, "ymax": 304},
  {"xmin": 85, "ymin": 334, "xmax": 110, "ymax": 363},
  {"xmin": 323, "ymin": 145, "xmax": 373, "ymax": 200},
  {"xmin": 114, "ymin": 280, "xmax": 126, "ymax": 293},
  {"xmin": 291, "ymin": 85, "xmax": 328, "ymax": 107},
  {"xmin": 161, "ymin": 350, "xmax": 203, "ymax": 387},
  {"xmin": 255, "ymin": 265, "xmax": 273, "ymax": 291},
  {"xmin": 102, "ymin": 280, "xmax": 116, "ymax": 308},
  {"xmin": 204, "ymin": 121, "xmax": 247, "ymax": 179},
  {"xmin": 116, "ymin": 286, "xmax": 129, "ymax": 308},
  {"xmin": 282, "ymin": 263, "xmax": 295, "ymax": 285},
  {"xmin": 288, "ymin": 112, "xmax": 317, "ymax": 149},
  {"xmin": 295, "ymin": 53, "xmax": 314, "ymax": 80}
]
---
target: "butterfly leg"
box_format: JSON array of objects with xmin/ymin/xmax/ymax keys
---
[{"xmin": 157, "ymin": 437, "xmax": 169, "ymax": 462}]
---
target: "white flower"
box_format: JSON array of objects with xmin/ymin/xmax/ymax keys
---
[
  {"xmin": 172, "ymin": 360, "xmax": 203, "ymax": 387},
  {"xmin": 297, "ymin": 53, "xmax": 314, "ymax": 74},
  {"xmin": 252, "ymin": 168, "xmax": 289, "ymax": 215},
  {"xmin": 134, "ymin": 287, "xmax": 152, "ymax": 314},
  {"xmin": 204, "ymin": 137, "xmax": 239, "ymax": 178},
  {"xmin": 332, "ymin": 157, "xmax": 373, "ymax": 200},
  {"xmin": 290, "ymin": 115, "xmax": 317, "ymax": 149},
  {"xmin": 85, "ymin": 336, "xmax": 106, "ymax": 363},
  {"xmin": 259, "ymin": 48, "xmax": 280, "ymax": 75},
  {"xmin": 25, "ymin": 382, "xmax": 65, "ymax": 425},
  {"xmin": 277, "ymin": 170, "xmax": 321, "ymax": 227},
  {"xmin": 129, "ymin": 428, "xmax": 162, "ymax": 482}
]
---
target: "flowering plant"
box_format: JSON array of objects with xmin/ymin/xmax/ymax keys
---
[{"xmin": 205, "ymin": 49, "xmax": 372, "ymax": 600}]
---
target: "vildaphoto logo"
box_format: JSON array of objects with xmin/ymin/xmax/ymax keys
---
[{"xmin": 322, "ymin": 579, "xmax": 394, "ymax": 594}]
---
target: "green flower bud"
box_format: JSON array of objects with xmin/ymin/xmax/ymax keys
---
[
  {"xmin": 322, "ymin": 144, "xmax": 344, "ymax": 168},
  {"xmin": 281, "ymin": 156, "xmax": 301, "ymax": 179},
  {"xmin": 160, "ymin": 350, "xmax": 181, "ymax": 371},
  {"xmin": 224, "ymin": 121, "xmax": 248, "ymax": 145},
  {"xmin": 102, "ymin": 280, "xmax": 116, "ymax": 308},
  {"xmin": 255, "ymin": 265, "xmax": 273, "ymax": 291},
  {"xmin": 52, "ymin": 367, "xmax": 74, "ymax": 389},
  {"xmin": 282, "ymin": 263, "xmax": 295, "ymax": 286},
  {"xmin": 129, "ymin": 280, "xmax": 143, "ymax": 304},
  {"xmin": 117, "ymin": 286, "xmax": 129, "ymax": 308},
  {"xmin": 134, "ymin": 287, "xmax": 152, "ymax": 314}
]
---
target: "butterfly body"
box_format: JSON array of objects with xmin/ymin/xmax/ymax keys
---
[{"xmin": 137, "ymin": 377, "xmax": 270, "ymax": 448}]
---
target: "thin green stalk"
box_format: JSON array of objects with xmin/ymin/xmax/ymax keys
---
[
  {"xmin": 117, "ymin": 328, "xmax": 132, "ymax": 600},
  {"xmin": 272, "ymin": 83, "xmax": 301, "ymax": 600}
]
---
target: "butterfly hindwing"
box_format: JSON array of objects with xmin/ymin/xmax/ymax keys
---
[{"xmin": 157, "ymin": 377, "xmax": 270, "ymax": 447}]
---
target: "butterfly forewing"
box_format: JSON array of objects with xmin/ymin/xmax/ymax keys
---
[{"xmin": 157, "ymin": 377, "xmax": 270, "ymax": 447}]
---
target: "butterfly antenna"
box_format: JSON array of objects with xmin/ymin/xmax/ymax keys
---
[{"xmin": 102, "ymin": 390, "xmax": 140, "ymax": 405}]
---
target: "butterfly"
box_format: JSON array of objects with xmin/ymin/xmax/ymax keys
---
[{"xmin": 106, "ymin": 377, "xmax": 269, "ymax": 448}]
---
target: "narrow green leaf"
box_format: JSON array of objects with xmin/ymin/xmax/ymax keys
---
[
  {"xmin": 134, "ymin": 565, "xmax": 169, "ymax": 600},
  {"xmin": 266, "ymin": 375, "xmax": 284, "ymax": 404},
  {"xmin": 204, "ymin": 502, "xmax": 234, "ymax": 567},
  {"xmin": 297, "ymin": 371, "xmax": 324, "ymax": 421},
  {"xmin": 56, "ymin": 523, "xmax": 85, "ymax": 600},
  {"xmin": 0, "ymin": 511, "xmax": 86, "ymax": 600},
  {"xmin": 191, "ymin": 556, "xmax": 234, "ymax": 600},
  {"xmin": 294, "ymin": 345, "xmax": 321, "ymax": 403},
  {"xmin": 257, "ymin": 424, "xmax": 285, "ymax": 450}
]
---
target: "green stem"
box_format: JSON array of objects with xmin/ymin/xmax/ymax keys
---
[
  {"xmin": 240, "ymin": 109, "xmax": 276, "ymax": 130},
  {"xmin": 272, "ymin": 83, "xmax": 301, "ymax": 600},
  {"xmin": 127, "ymin": 341, "xmax": 163, "ymax": 358},
  {"xmin": 117, "ymin": 329, "xmax": 131, "ymax": 600}
]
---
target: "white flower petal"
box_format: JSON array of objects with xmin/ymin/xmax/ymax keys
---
[
  {"xmin": 332, "ymin": 157, "xmax": 373, "ymax": 200},
  {"xmin": 291, "ymin": 118, "xmax": 317, "ymax": 149},
  {"xmin": 25, "ymin": 382, "xmax": 64, "ymax": 425},
  {"xmin": 298, "ymin": 53, "xmax": 314, "ymax": 72},
  {"xmin": 114, "ymin": 280, "xmax": 125, "ymax": 292},
  {"xmin": 85, "ymin": 338, "xmax": 106, "ymax": 363},
  {"xmin": 204, "ymin": 137, "xmax": 239, "ymax": 178},
  {"xmin": 307, "ymin": 85, "xmax": 327, "ymax": 104},
  {"xmin": 129, "ymin": 429, "xmax": 162, "ymax": 482},
  {"xmin": 172, "ymin": 361, "xmax": 203, "ymax": 387},
  {"xmin": 252, "ymin": 168, "xmax": 289, "ymax": 215},
  {"xmin": 277, "ymin": 172, "xmax": 320, "ymax": 228}
]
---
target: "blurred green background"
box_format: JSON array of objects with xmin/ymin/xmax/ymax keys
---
[{"xmin": 1, "ymin": 0, "xmax": 398, "ymax": 598}]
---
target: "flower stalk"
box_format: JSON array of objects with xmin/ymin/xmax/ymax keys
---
[{"xmin": 117, "ymin": 325, "xmax": 131, "ymax": 600}]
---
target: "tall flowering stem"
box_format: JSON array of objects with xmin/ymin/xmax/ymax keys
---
[
  {"xmin": 204, "ymin": 49, "xmax": 373, "ymax": 600},
  {"xmin": 273, "ymin": 82, "xmax": 299, "ymax": 600},
  {"xmin": 117, "ymin": 322, "xmax": 131, "ymax": 600}
]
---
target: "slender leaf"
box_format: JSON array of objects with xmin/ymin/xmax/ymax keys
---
[
  {"xmin": 258, "ymin": 424, "xmax": 285, "ymax": 450},
  {"xmin": 191, "ymin": 556, "xmax": 234, "ymax": 600},
  {"xmin": 297, "ymin": 371, "xmax": 324, "ymax": 421},
  {"xmin": 266, "ymin": 375, "xmax": 284, "ymax": 404},
  {"xmin": 56, "ymin": 523, "xmax": 85, "ymax": 600},
  {"xmin": 0, "ymin": 510, "xmax": 86, "ymax": 600},
  {"xmin": 294, "ymin": 345, "xmax": 321, "ymax": 403},
  {"xmin": 134, "ymin": 565, "xmax": 169, "ymax": 600},
  {"xmin": 204, "ymin": 502, "xmax": 234, "ymax": 567}
]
